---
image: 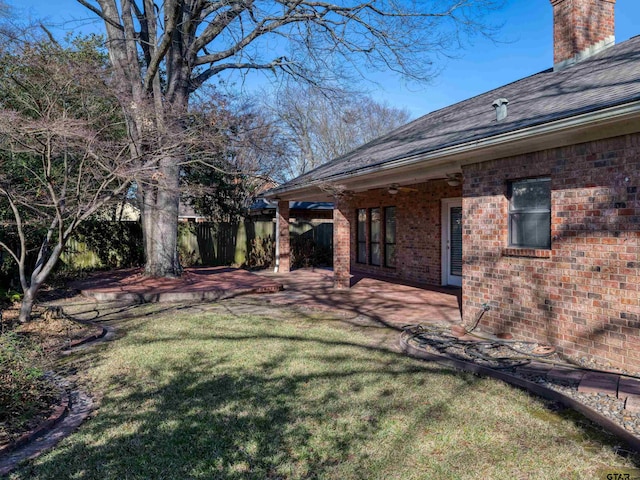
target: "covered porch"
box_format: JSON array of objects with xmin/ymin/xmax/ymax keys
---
[
  {"xmin": 269, "ymin": 173, "xmax": 464, "ymax": 291},
  {"xmin": 256, "ymin": 268, "xmax": 462, "ymax": 329}
]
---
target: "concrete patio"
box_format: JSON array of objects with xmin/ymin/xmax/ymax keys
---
[
  {"xmin": 255, "ymin": 268, "xmax": 462, "ymax": 330},
  {"xmin": 72, "ymin": 267, "xmax": 462, "ymax": 330},
  {"xmin": 71, "ymin": 267, "xmax": 284, "ymax": 303}
]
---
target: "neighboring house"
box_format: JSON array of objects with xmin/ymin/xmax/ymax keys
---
[
  {"xmin": 178, "ymin": 202, "xmax": 208, "ymax": 223},
  {"xmin": 92, "ymin": 200, "xmax": 207, "ymax": 223},
  {"xmin": 265, "ymin": 0, "xmax": 640, "ymax": 371},
  {"xmin": 250, "ymin": 199, "xmax": 334, "ymax": 226},
  {"xmin": 95, "ymin": 200, "xmax": 141, "ymax": 222}
]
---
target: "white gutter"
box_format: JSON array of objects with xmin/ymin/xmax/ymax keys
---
[{"xmin": 267, "ymin": 100, "xmax": 640, "ymax": 200}]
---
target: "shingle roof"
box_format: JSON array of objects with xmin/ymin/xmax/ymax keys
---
[
  {"xmin": 276, "ymin": 35, "xmax": 640, "ymax": 191},
  {"xmin": 250, "ymin": 199, "xmax": 334, "ymax": 211}
]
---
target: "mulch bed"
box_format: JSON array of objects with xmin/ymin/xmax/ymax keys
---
[
  {"xmin": 11, "ymin": 311, "xmax": 103, "ymax": 352},
  {"xmin": 70, "ymin": 266, "xmax": 283, "ymax": 298},
  {"xmin": 0, "ymin": 303, "xmax": 102, "ymax": 450}
]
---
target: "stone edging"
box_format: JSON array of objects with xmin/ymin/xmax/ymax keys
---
[
  {"xmin": 61, "ymin": 318, "xmax": 109, "ymax": 351},
  {"xmin": 0, "ymin": 317, "xmax": 109, "ymax": 456},
  {"xmin": 0, "ymin": 389, "xmax": 69, "ymax": 457},
  {"xmin": 399, "ymin": 335, "xmax": 640, "ymax": 454},
  {"xmin": 0, "ymin": 390, "xmax": 93, "ymax": 477},
  {"xmin": 0, "ymin": 315, "xmax": 110, "ymax": 476},
  {"xmin": 81, "ymin": 284, "xmax": 283, "ymax": 303}
]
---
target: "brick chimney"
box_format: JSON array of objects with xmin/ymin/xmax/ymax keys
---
[{"xmin": 551, "ymin": 0, "xmax": 615, "ymax": 71}]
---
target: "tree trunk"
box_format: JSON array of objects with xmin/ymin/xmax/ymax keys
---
[
  {"xmin": 18, "ymin": 287, "xmax": 37, "ymax": 323},
  {"xmin": 141, "ymin": 156, "xmax": 183, "ymax": 277},
  {"xmin": 17, "ymin": 233, "xmax": 65, "ymax": 322},
  {"xmin": 139, "ymin": 81, "xmax": 189, "ymax": 278}
]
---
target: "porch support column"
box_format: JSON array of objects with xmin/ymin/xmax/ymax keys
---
[
  {"xmin": 333, "ymin": 196, "xmax": 351, "ymax": 289},
  {"xmin": 274, "ymin": 200, "xmax": 290, "ymax": 273}
]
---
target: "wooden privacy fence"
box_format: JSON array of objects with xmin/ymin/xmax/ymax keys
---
[
  {"xmin": 178, "ymin": 219, "xmax": 277, "ymax": 268},
  {"xmin": 60, "ymin": 218, "xmax": 333, "ymax": 271}
]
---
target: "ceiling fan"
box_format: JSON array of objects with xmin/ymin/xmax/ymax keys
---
[
  {"xmin": 342, "ymin": 184, "xmax": 419, "ymax": 197},
  {"xmin": 387, "ymin": 184, "xmax": 418, "ymax": 195}
]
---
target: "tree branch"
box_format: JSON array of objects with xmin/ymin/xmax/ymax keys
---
[
  {"xmin": 143, "ymin": 0, "xmax": 181, "ymax": 92},
  {"xmin": 76, "ymin": 0, "xmax": 124, "ymax": 31},
  {"xmin": 194, "ymin": 54, "xmax": 303, "ymax": 90}
]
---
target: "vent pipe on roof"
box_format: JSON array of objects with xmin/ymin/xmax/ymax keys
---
[{"xmin": 492, "ymin": 98, "xmax": 509, "ymax": 122}]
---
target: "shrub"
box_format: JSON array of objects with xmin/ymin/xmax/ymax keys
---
[
  {"xmin": 246, "ymin": 236, "xmax": 275, "ymax": 269},
  {"xmin": 0, "ymin": 331, "xmax": 58, "ymax": 441},
  {"xmin": 291, "ymin": 236, "xmax": 332, "ymax": 269},
  {"xmin": 0, "ymin": 288, "xmax": 22, "ymax": 305},
  {"xmin": 71, "ymin": 220, "xmax": 144, "ymax": 269}
]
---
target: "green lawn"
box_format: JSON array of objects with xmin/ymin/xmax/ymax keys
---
[{"xmin": 9, "ymin": 300, "xmax": 640, "ymax": 479}]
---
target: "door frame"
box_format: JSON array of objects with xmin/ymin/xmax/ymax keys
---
[{"xmin": 441, "ymin": 198, "xmax": 463, "ymax": 287}]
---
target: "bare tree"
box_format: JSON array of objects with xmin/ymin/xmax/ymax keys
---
[
  {"xmin": 268, "ymin": 85, "xmax": 411, "ymax": 177},
  {"xmin": 76, "ymin": 0, "xmax": 502, "ymax": 278},
  {"xmin": 0, "ymin": 36, "xmax": 134, "ymax": 322},
  {"xmin": 181, "ymin": 92, "xmax": 289, "ymax": 221}
]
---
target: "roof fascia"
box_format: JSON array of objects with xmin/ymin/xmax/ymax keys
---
[{"xmin": 266, "ymin": 100, "xmax": 640, "ymax": 201}]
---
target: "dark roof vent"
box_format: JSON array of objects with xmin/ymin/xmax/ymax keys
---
[{"xmin": 492, "ymin": 98, "xmax": 509, "ymax": 121}]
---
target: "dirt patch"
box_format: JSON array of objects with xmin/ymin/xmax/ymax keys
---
[
  {"xmin": 15, "ymin": 311, "xmax": 103, "ymax": 353},
  {"xmin": 0, "ymin": 304, "xmax": 101, "ymax": 449}
]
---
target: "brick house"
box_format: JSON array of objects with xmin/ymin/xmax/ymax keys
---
[{"xmin": 265, "ymin": 0, "xmax": 640, "ymax": 371}]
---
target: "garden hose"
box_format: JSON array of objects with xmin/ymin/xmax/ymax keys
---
[
  {"xmin": 401, "ymin": 321, "xmax": 640, "ymax": 380},
  {"xmin": 401, "ymin": 323, "xmax": 554, "ymax": 369}
]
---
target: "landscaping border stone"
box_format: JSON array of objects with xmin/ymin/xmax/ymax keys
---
[
  {"xmin": 0, "ymin": 311, "xmax": 111, "ymax": 476},
  {"xmin": 0, "ymin": 390, "xmax": 93, "ymax": 476},
  {"xmin": 0, "ymin": 390, "xmax": 69, "ymax": 457},
  {"xmin": 399, "ymin": 335, "xmax": 640, "ymax": 454}
]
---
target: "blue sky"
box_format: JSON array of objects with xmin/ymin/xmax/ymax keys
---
[{"xmin": 12, "ymin": 0, "xmax": 640, "ymax": 118}]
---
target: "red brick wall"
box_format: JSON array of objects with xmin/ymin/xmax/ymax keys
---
[
  {"xmin": 276, "ymin": 200, "xmax": 290, "ymax": 273},
  {"xmin": 334, "ymin": 196, "xmax": 352, "ymax": 288},
  {"xmin": 462, "ymin": 133, "xmax": 640, "ymax": 371},
  {"xmin": 344, "ymin": 180, "xmax": 462, "ymax": 284},
  {"xmin": 551, "ymin": 0, "xmax": 615, "ymax": 65}
]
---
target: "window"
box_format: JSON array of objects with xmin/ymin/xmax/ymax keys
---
[
  {"xmin": 356, "ymin": 206, "xmax": 396, "ymax": 268},
  {"xmin": 370, "ymin": 208, "xmax": 381, "ymax": 266},
  {"xmin": 449, "ymin": 206, "xmax": 463, "ymax": 276},
  {"xmin": 384, "ymin": 206, "xmax": 396, "ymax": 268},
  {"xmin": 357, "ymin": 209, "xmax": 367, "ymax": 263},
  {"xmin": 508, "ymin": 178, "xmax": 551, "ymax": 249}
]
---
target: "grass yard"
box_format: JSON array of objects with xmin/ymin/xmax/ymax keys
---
[{"xmin": 9, "ymin": 299, "xmax": 640, "ymax": 479}]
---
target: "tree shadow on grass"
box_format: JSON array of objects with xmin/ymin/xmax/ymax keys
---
[
  {"xmin": 16, "ymin": 350, "xmax": 467, "ymax": 479},
  {"xmin": 15, "ymin": 299, "xmax": 640, "ymax": 479}
]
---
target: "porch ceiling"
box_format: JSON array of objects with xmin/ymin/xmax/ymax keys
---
[{"xmin": 270, "ymin": 161, "xmax": 458, "ymax": 201}]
